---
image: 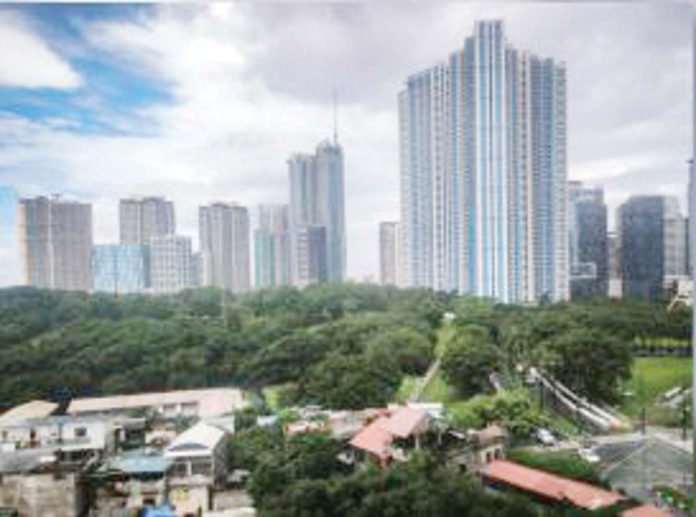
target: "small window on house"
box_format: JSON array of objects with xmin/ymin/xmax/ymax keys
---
[{"xmin": 74, "ymin": 427, "xmax": 87, "ymax": 438}]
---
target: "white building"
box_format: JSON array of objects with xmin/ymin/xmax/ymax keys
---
[
  {"xmin": 199, "ymin": 202, "xmax": 250, "ymax": 293},
  {"xmin": 165, "ymin": 422, "xmax": 227, "ymax": 514},
  {"xmin": 399, "ymin": 20, "xmax": 568, "ymax": 302},
  {"xmin": 149, "ymin": 234, "xmax": 193, "ymax": 294},
  {"xmin": 379, "ymin": 221, "xmax": 401, "ymax": 286},
  {"xmin": 67, "ymin": 387, "xmax": 246, "ymax": 420},
  {"xmin": 119, "ymin": 197, "xmax": 175, "ymax": 246},
  {"xmin": 18, "ymin": 196, "xmax": 93, "ymax": 291}
]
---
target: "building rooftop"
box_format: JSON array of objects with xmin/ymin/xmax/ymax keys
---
[
  {"xmin": 68, "ymin": 387, "xmax": 245, "ymax": 419},
  {"xmin": 380, "ymin": 407, "xmax": 427, "ymax": 439},
  {"xmin": 165, "ymin": 422, "xmax": 225, "ymax": 459},
  {"xmin": 0, "ymin": 400, "xmax": 58, "ymax": 425},
  {"xmin": 621, "ymin": 505, "xmax": 672, "ymax": 517},
  {"xmin": 349, "ymin": 416, "xmax": 394, "ymax": 461},
  {"xmin": 100, "ymin": 451, "xmax": 167, "ymax": 476},
  {"xmin": 482, "ymin": 460, "xmax": 624, "ymax": 510}
]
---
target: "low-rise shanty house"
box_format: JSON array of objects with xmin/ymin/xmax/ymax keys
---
[
  {"xmin": 91, "ymin": 451, "xmax": 167, "ymax": 514},
  {"xmin": 164, "ymin": 422, "xmax": 227, "ymax": 515},
  {"xmin": 0, "ymin": 415, "xmax": 145, "ymax": 462},
  {"xmin": 349, "ymin": 407, "xmax": 428, "ymax": 466},
  {"xmin": 0, "ymin": 449, "xmax": 92, "ymax": 517},
  {"xmin": 482, "ymin": 460, "xmax": 625, "ymax": 512},
  {"xmin": 68, "ymin": 387, "xmax": 246, "ymax": 421},
  {"xmin": 0, "ymin": 400, "xmax": 58, "ymax": 428},
  {"xmin": 446, "ymin": 424, "xmax": 507, "ymax": 474}
]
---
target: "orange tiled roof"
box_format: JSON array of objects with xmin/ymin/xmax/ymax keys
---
[
  {"xmin": 622, "ymin": 504, "xmax": 673, "ymax": 517},
  {"xmin": 482, "ymin": 460, "xmax": 625, "ymax": 510},
  {"xmin": 380, "ymin": 407, "xmax": 426, "ymax": 439},
  {"xmin": 349, "ymin": 416, "xmax": 393, "ymax": 460}
]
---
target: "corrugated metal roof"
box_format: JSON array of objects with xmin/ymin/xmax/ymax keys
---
[
  {"xmin": 483, "ymin": 460, "xmax": 624, "ymax": 510},
  {"xmin": 165, "ymin": 422, "xmax": 225, "ymax": 458},
  {"xmin": 380, "ymin": 407, "xmax": 426, "ymax": 439},
  {"xmin": 0, "ymin": 400, "xmax": 58, "ymax": 425},
  {"xmin": 621, "ymin": 504, "xmax": 672, "ymax": 517}
]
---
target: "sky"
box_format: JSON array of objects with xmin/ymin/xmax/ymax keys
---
[{"xmin": 0, "ymin": 2, "xmax": 692, "ymax": 286}]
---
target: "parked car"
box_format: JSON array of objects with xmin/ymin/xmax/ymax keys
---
[
  {"xmin": 577, "ymin": 447, "xmax": 600, "ymax": 464},
  {"xmin": 534, "ymin": 428, "xmax": 557, "ymax": 446}
]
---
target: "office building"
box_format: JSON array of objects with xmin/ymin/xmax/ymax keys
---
[
  {"xmin": 199, "ymin": 202, "xmax": 250, "ymax": 293},
  {"xmin": 379, "ymin": 221, "xmax": 400, "ymax": 286},
  {"xmin": 607, "ymin": 231, "xmax": 622, "ymax": 298},
  {"xmin": 618, "ymin": 195, "xmax": 687, "ymax": 300},
  {"xmin": 92, "ymin": 244, "xmax": 147, "ymax": 294},
  {"xmin": 399, "ymin": 20, "xmax": 568, "ymax": 302},
  {"xmin": 288, "ymin": 140, "xmax": 346, "ymax": 286},
  {"xmin": 568, "ymin": 182, "xmax": 608, "ymax": 298},
  {"xmin": 119, "ymin": 197, "xmax": 175, "ymax": 246},
  {"xmin": 18, "ymin": 196, "xmax": 92, "ymax": 291},
  {"xmin": 149, "ymin": 234, "xmax": 193, "ymax": 294},
  {"xmin": 255, "ymin": 204, "xmax": 291, "ymax": 288}
]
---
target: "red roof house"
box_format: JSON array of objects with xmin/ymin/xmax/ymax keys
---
[
  {"xmin": 482, "ymin": 460, "xmax": 625, "ymax": 510},
  {"xmin": 621, "ymin": 504, "xmax": 673, "ymax": 517}
]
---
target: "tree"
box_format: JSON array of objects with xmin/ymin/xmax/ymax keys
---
[{"xmin": 441, "ymin": 325, "xmax": 502, "ymax": 397}]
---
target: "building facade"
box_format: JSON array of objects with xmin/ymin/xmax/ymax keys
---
[
  {"xmin": 288, "ymin": 140, "xmax": 346, "ymax": 287},
  {"xmin": 18, "ymin": 196, "xmax": 93, "ymax": 291},
  {"xmin": 199, "ymin": 202, "xmax": 250, "ymax": 293},
  {"xmin": 568, "ymin": 182, "xmax": 608, "ymax": 298},
  {"xmin": 255, "ymin": 204, "xmax": 291, "ymax": 288},
  {"xmin": 399, "ymin": 20, "xmax": 568, "ymax": 302},
  {"xmin": 149, "ymin": 235, "xmax": 193, "ymax": 294},
  {"xmin": 619, "ymin": 195, "xmax": 687, "ymax": 300},
  {"xmin": 379, "ymin": 221, "xmax": 400, "ymax": 285},
  {"xmin": 92, "ymin": 244, "xmax": 148, "ymax": 294},
  {"xmin": 119, "ymin": 197, "xmax": 175, "ymax": 246}
]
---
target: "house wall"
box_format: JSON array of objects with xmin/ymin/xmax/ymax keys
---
[{"xmin": 0, "ymin": 472, "xmax": 83, "ymax": 517}]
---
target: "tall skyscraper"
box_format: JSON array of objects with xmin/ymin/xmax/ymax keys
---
[
  {"xmin": 119, "ymin": 197, "xmax": 175, "ymax": 245},
  {"xmin": 18, "ymin": 196, "xmax": 93, "ymax": 291},
  {"xmin": 255, "ymin": 204, "xmax": 291, "ymax": 288},
  {"xmin": 618, "ymin": 195, "xmax": 687, "ymax": 300},
  {"xmin": 199, "ymin": 202, "xmax": 250, "ymax": 293},
  {"xmin": 399, "ymin": 20, "xmax": 568, "ymax": 302},
  {"xmin": 379, "ymin": 221, "xmax": 400, "ymax": 286},
  {"xmin": 92, "ymin": 244, "xmax": 147, "ymax": 294},
  {"xmin": 149, "ymin": 234, "xmax": 193, "ymax": 294},
  {"xmin": 568, "ymin": 182, "xmax": 608, "ymax": 299},
  {"xmin": 607, "ymin": 231, "xmax": 622, "ymax": 298},
  {"xmin": 288, "ymin": 140, "xmax": 346, "ymax": 286}
]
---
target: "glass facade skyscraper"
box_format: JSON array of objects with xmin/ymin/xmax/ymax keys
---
[
  {"xmin": 399, "ymin": 20, "xmax": 568, "ymax": 302},
  {"xmin": 255, "ymin": 204, "xmax": 291, "ymax": 288},
  {"xmin": 568, "ymin": 182, "xmax": 608, "ymax": 299},
  {"xmin": 92, "ymin": 244, "xmax": 147, "ymax": 294},
  {"xmin": 288, "ymin": 140, "xmax": 346, "ymax": 286}
]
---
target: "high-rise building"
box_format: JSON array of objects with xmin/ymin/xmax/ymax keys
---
[
  {"xmin": 618, "ymin": 195, "xmax": 687, "ymax": 300},
  {"xmin": 399, "ymin": 20, "xmax": 568, "ymax": 302},
  {"xmin": 149, "ymin": 234, "xmax": 193, "ymax": 294},
  {"xmin": 199, "ymin": 202, "xmax": 250, "ymax": 293},
  {"xmin": 255, "ymin": 204, "xmax": 291, "ymax": 288},
  {"xmin": 18, "ymin": 196, "xmax": 93, "ymax": 291},
  {"xmin": 379, "ymin": 221, "xmax": 400, "ymax": 286},
  {"xmin": 92, "ymin": 244, "xmax": 147, "ymax": 294},
  {"xmin": 607, "ymin": 231, "xmax": 622, "ymax": 298},
  {"xmin": 288, "ymin": 140, "xmax": 346, "ymax": 286},
  {"xmin": 119, "ymin": 197, "xmax": 175, "ymax": 246},
  {"xmin": 568, "ymin": 182, "xmax": 608, "ymax": 298}
]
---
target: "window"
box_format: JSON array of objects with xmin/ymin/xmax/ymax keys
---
[{"xmin": 74, "ymin": 427, "xmax": 87, "ymax": 438}]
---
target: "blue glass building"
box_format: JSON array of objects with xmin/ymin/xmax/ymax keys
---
[
  {"xmin": 92, "ymin": 244, "xmax": 147, "ymax": 294},
  {"xmin": 399, "ymin": 20, "xmax": 568, "ymax": 302}
]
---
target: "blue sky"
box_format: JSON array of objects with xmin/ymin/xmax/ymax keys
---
[{"xmin": 0, "ymin": 2, "xmax": 692, "ymax": 286}]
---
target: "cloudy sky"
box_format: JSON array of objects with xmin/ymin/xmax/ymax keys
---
[{"xmin": 0, "ymin": 2, "xmax": 692, "ymax": 286}]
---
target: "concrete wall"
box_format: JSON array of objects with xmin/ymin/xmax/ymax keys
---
[{"xmin": 0, "ymin": 472, "xmax": 82, "ymax": 517}]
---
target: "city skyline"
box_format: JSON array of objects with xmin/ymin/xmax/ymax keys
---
[{"xmin": 0, "ymin": 3, "xmax": 691, "ymax": 286}]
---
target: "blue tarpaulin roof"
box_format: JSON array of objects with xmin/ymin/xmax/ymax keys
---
[{"xmin": 142, "ymin": 504, "xmax": 174, "ymax": 517}]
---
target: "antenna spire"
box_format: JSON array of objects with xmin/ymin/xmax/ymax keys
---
[{"xmin": 332, "ymin": 88, "xmax": 338, "ymax": 144}]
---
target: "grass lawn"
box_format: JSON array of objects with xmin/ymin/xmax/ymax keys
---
[
  {"xmin": 262, "ymin": 384, "xmax": 289, "ymax": 411},
  {"xmin": 622, "ymin": 357, "xmax": 692, "ymax": 423},
  {"xmin": 421, "ymin": 371, "xmax": 455, "ymax": 403},
  {"xmin": 395, "ymin": 375, "xmax": 420, "ymax": 403}
]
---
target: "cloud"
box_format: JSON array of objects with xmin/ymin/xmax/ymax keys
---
[
  {"xmin": 0, "ymin": 11, "xmax": 81, "ymax": 89},
  {"xmin": 0, "ymin": 2, "xmax": 691, "ymax": 286}
]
